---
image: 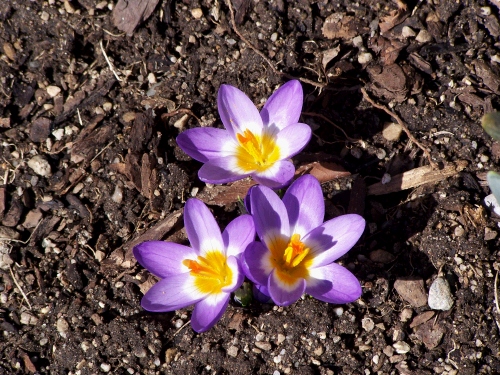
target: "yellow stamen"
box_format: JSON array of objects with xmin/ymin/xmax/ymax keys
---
[
  {"xmin": 269, "ymin": 234, "xmax": 311, "ymax": 285},
  {"xmin": 235, "ymin": 129, "xmax": 280, "ymax": 172},
  {"xmin": 182, "ymin": 251, "xmax": 232, "ymax": 294}
]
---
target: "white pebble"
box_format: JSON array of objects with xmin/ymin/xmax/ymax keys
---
[
  {"xmin": 428, "ymin": 277, "xmax": 454, "ymax": 311},
  {"xmin": 333, "ymin": 307, "xmax": 344, "ymax": 317},
  {"xmin": 56, "ymin": 317, "xmax": 69, "ymax": 338},
  {"xmin": 401, "ymin": 26, "xmax": 416, "ymax": 38},
  {"xmin": 393, "ymin": 341, "xmax": 410, "ymax": 354},
  {"xmin": 270, "ymin": 32, "xmax": 278, "ymax": 42},
  {"xmin": 100, "ymin": 363, "xmax": 111, "ymax": 372},
  {"xmin": 28, "ymin": 155, "xmax": 52, "ymax": 177},
  {"xmin": 52, "ymin": 128, "xmax": 64, "ymax": 140},
  {"xmin": 46, "ymin": 85, "xmax": 61, "ymax": 97},
  {"xmin": 358, "ymin": 52, "xmax": 373, "ymax": 64},
  {"xmin": 111, "ymin": 185, "xmax": 123, "ymax": 204}
]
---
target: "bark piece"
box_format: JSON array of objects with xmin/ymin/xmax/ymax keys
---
[
  {"xmin": 112, "ymin": 0, "xmax": 160, "ymax": 36},
  {"xmin": 394, "ymin": 277, "xmax": 428, "ymax": 308},
  {"xmin": 102, "ymin": 208, "xmax": 183, "ymax": 271},
  {"xmin": 367, "ymin": 160, "xmax": 468, "ymax": 195},
  {"xmin": 322, "ymin": 13, "xmax": 368, "ymax": 40},
  {"xmin": 30, "ymin": 117, "xmax": 51, "ymax": 142}
]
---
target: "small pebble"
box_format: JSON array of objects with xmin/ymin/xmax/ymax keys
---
[
  {"xmin": 358, "ymin": 52, "xmax": 373, "ymax": 64},
  {"xmin": 361, "ymin": 317, "xmax": 375, "ymax": 332},
  {"xmin": 227, "ymin": 345, "xmax": 239, "ymax": 357},
  {"xmin": 428, "ymin": 277, "xmax": 453, "ymax": 311},
  {"xmin": 46, "ymin": 85, "xmax": 61, "ymax": 97},
  {"xmin": 111, "ymin": 185, "xmax": 123, "ymax": 204},
  {"xmin": 382, "ymin": 122, "xmax": 403, "ymax": 141},
  {"xmin": 393, "ymin": 341, "xmax": 410, "ymax": 354},
  {"xmin": 401, "ymin": 26, "xmax": 416, "ymax": 38},
  {"xmin": 56, "ymin": 317, "xmax": 69, "ymax": 338},
  {"xmin": 100, "ymin": 363, "xmax": 111, "ymax": 372},
  {"xmin": 28, "ymin": 155, "xmax": 52, "ymax": 177},
  {"xmin": 191, "ymin": 8, "xmax": 203, "ymax": 19},
  {"xmin": 333, "ymin": 307, "xmax": 344, "ymax": 316},
  {"xmin": 415, "ymin": 30, "xmax": 432, "ymax": 43}
]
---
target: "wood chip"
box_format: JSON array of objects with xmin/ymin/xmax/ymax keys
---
[
  {"xmin": 295, "ymin": 161, "xmax": 351, "ymax": 183},
  {"xmin": 367, "ymin": 160, "xmax": 468, "ymax": 195},
  {"xmin": 198, "ymin": 179, "xmax": 256, "ymax": 207},
  {"xmin": 322, "ymin": 13, "xmax": 367, "ymax": 40},
  {"xmin": 410, "ymin": 311, "xmax": 435, "ymax": 329}
]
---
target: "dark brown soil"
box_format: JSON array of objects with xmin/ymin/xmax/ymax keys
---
[{"xmin": 1, "ymin": 0, "xmax": 500, "ymax": 374}]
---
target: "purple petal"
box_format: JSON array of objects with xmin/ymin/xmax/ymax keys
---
[
  {"xmin": 268, "ymin": 269, "xmax": 306, "ymax": 306},
  {"xmin": 282, "ymin": 175, "xmax": 324, "ymax": 237},
  {"xmin": 184, "ymin": 199, "xmax": 223, "ymax": 255},
  {"xmin": 242, "ymin": 241, "xmax": 272, "ymax": 285},
  {"xmin": 223, "ymin": 214, "xmax": 255, "ymax": 258},
  {"xmin": 275, "ymin": 123, "xmax": 311, "ymax": 159},
  {"xmin": 133, "ymin": 241, "xmax": 196, "ymax": 278},
  {"xmin": 221, "ymin": 255, "xmax": 245, "ymax": 293},
  {"xmin": 252, "ymin": 160, "xmax": 295, "ymax": 189},
  {"xmin": 191, "ymin": 292, "xmax": 230, "ymax": 332},
  {"xmin": 141, "ymin": 273, "xmax": 205, "ymax": 312},
  {"xmin": 253, "ymin": 284, "xmax": 273, "ymax": 304},
  {"xmin": 306, "ymin": 263, "xmax": 362, "ymax": 304},
  {"xmin": 304, "ymin": 214, "xmax": 365, "ymax": 268},
  {"xmin": 176, "ymin": 128, "xmax": 235, "ymax": 163},
  {"xmin": 250, "ymin": 185, "xmax": 290, "ymax": 244},
  {"xmin": 198, "ymin": 156, "xmax": 251, "ymax": 184},
  {"xmin": 261, "ymin": 80, "xmax": 303, "ymax": 131},
  {"xmin": 218, "ymin": 84, "xmax": 263, "ymax": 138}
]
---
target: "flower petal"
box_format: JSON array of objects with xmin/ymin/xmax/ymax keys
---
[
  {"xmin": 141, "ymin": 273, "xmax": 205, "ymax": 312},
  {"xmin": 253, "ymin": 283, "xmax": 273, "ymax": 303},
  {"xmin": 218, "ymin": 84, "xmax": 263, "ymax": 138},
  {"xmin": 221, "ymin": 255, "xmax": 245, "ymax": 293},
  {"xmin": 242, "ymin": 241, "xmax": 273, "ymax": 285},
  {"xmin": 223, "ymin": 214, "xmax": 255, "ymax": 258},
  {"xmin": 184, "ymin": 199, "xmax": 223, "ymax": 255},
  {"xmin": 133, "ymin": 241, "xmax": 196, "ymax": 278},
  {"xmin": 282, "ymin": 175, "xmax": 324, "ymax": 237},
  {"xmin": 275, "ymin": 122, "xmax": 311, "ymax": 159},
  {"xmin": 268, "ymin": 269, "xmax": 306, "ymax": 306},
  {"xmin": 252, "ymin": 160, "xmax": 295, "ymax": 189},
  {"xmin": 176, "ymin": 127, "xmax": 235, "ymax": 163},
  {"xmin": 306, "ymin": 263, "xmax": 362, "ymax": 304},
  {"xmin": 198, "ymin": 156, "xmax": 251, "ymax": 184},
  {"xmin": 250, "ymin": 185, "xmax": 290, "ymax": 245},
  {"xmin": 261, "ymin": 80, "xmax": 303, "ymax": 131},
  {"xmin": 191, "ymin": 292, "xmax": 230, "ymax": 332},
  {"xmin": 305, "ymin": 214, "xmax": 365, "ymax": 268}
]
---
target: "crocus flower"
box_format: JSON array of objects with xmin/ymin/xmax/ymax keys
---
[
  {"xmin": 176, "ymin": 80, "xmax": 311, "ymax": 188},
  {"xmin": 133, "ymin": 198, "xmax": 255, "ymax": 332},
  {"xmin": 243, "ymin": 175, "xmax": 365, "ymax": 306}
]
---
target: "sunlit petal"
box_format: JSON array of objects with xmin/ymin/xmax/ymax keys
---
[
  {"xmin": 184, "ymin": 199, "xmax": 223, "ymax": 256},
  {"xmin": 176, "ymin": 127, "xmax": 235, "ymax": 162},
  {"xmin": 242, "ymin": 241, "xmax": 273, "ymax": 285},
  {"xmin": 221, "ymin": 255, "xmax": 244, "ymax": 293},
  {"xmin": 305, "ymin": 214, "xmax": 365, "ymax": 268},
  {"xmin": 222, "ymin": 214, "xmax": 255, "ymax": 258},
  {"xmin": 306, "ymin": 263, "xmax": 362, "ymax": 304},
  {"xmin": 141, "ymin": 273, "xmax": 205, "ymax": 312},
  {"xmin": 282, "ymin": 175, "xmax": 324, "ymax": 237},
  {"xmin": 252, "ymin": 160, "xmax": 295, "ymax": 189},
  {"xmin": 261, "ymin": 80, "xmax": 303, "ymax": 131},
  {"xmin": 191, "ymin": 293, "xmax": 230, "ymax": 332},
  {"xmin": 133, "ymin": 241, "xmax": 196, "ymax": 278},
  {"xmin": 268, "ymin": 269, "xmax": 306, "ymax": 306},
  {"xmin": 275, "ymin": 123, "xmax": 311, "ymax": 159},
  {"xmin": 198, "ymin": 156, "xmax": 251, "ymax": 184},
  {"xmin": 218, "ymin": 84, "xmax": 263, "ymax": 138}
]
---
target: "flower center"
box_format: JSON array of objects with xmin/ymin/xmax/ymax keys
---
[
  {"xmin": 269, "ymin": 234, "xmax": 311, "ymax": 285},
  {"xmin": 182, "ymin": 251, "xmax": 232, "ymax": 294},
  {"xmin": 235, "ymin": 129, "xmax": 280, "ymax": 172}
]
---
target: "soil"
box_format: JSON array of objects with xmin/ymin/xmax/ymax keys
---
[{"xmin": 1, "ymin": 0, "xmax": 500, "ymax": 374}]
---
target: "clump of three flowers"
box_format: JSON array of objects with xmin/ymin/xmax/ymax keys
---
[{"xmin": 133, "ymin": 81, "xmax": 366, "ymax": 332}]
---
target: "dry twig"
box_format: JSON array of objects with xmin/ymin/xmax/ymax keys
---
[
  {"xmin": 9, "ymin": 266, "xmax": 32, "ymax": 310},
  {"xmin": 100, "ymin": 40, "xmax": 122, "ymax": 82},
  {"xmin": 361, "ymin": 88, "xmax": 437, "ymax": 169}
]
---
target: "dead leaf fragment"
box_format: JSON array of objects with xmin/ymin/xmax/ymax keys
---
[
  {"xmin": 112, "ymin": 0, "xmax": 160, "ymax": 36},
  {"xmin": 379, "ymin": 10, "xmax": 409, "ymax": 34},
  {"xmin": 295, "ymin": 161, "xmax": 350, "ymax": 183},
  {"xmin": 322, "ymin": 13, "xmax": 367, "ymax": 40}
]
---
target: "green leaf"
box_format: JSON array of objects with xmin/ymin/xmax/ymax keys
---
[
  {"xmin": 233, "ymin": 282, "xmax": 252, "ymax": 307},
  {"xmin": 481, "ymin": 112, "xmax": 500, "ymax": 141},
  {"xmin": 487, "ymin": 171, "xmax": 500, "ymax": 203}
]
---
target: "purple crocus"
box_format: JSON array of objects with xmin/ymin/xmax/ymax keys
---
[
  {"xmin": 133, "ymin": 198, "xmax": 255, "ymax": 332},
  {"xmin": 176, "ymin": 80, "xmax": 311, "ymax": 188},
  {"xmin": 243, "ymin": 175, "xmax": 365, "ymax": 306}
]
